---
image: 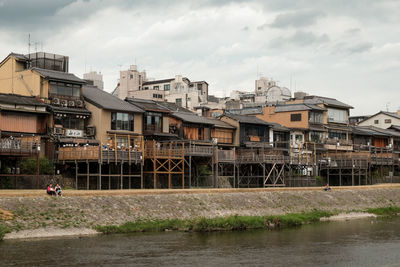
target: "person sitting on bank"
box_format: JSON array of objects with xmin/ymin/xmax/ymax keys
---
[
  {"xmin": 55, "ymin": 184, "xmax": 62, "ymax": 196},
  {"xmin": 324, "ymin": 184, "xmax": 331, "ymax": 191},
  {"xmin": 46, "ymin": 184, "xmax": 56, "ymax": 196}
]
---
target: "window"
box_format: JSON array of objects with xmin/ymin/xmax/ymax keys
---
[
  {"xmin": 176, "ymin": 98, "xmax": 182, "ymax": 107},
  {"xmin": 153, "ymin": 86, "xmax": 159, "ymax": 90},
  {"xmin": 328, "ymin": 131, "xmax": 346, "ymax": 140},
  {"xmin": 130, "ymin": 74, "xmax": 133, "ymax": 79},
  {"xmin": 374, "ymin": 120, "xmax": 379, "ymax": 124},
  {"xmin": 310, "ymin": 131, "xmax": 324, "ymax": 143},
  {"xmin": 328, "ymin": 108, "xmax": 347, "ymax": 123},
  {"xmin": 49, "ymin": 82, "xmax": 81, "ymax": 98},
  {"xmin": 385, "ymin": 119, "xmax": 391, "ymax": 124},
  {"xmin": 291, "ymin": 113, "xmax": 302, "ymax": 121},
  {"xmin": 197, "ymin": 84, "xmax": 203, "ymax": 92},
  {"xmin": 145, "ymin": 112, "xmax": 162, "ymax": 132},
  {"xmin": 157, "ymin": 94, "xmax": 163, "ymax": 99},
  {"xmin": 54, "ymin": 115, "xmax": 84, "ymax": 130},
  {"xmin": 143, "ymin": 87, "xmax": 149, "ymax": 90},
  {"xmin": 111, "ymin": 112, "xmax": 134, "ymax": 131},
  {"xmin": 164, "ymin": 84, "xmax": 170, "ymax": 91},
  {"xmin": 309, "ymin": 112, "xmax": 323, "ymax": 124},
  {"xmin": 153, "ymin": 94, "xmax": 157, "ymax": 98}
]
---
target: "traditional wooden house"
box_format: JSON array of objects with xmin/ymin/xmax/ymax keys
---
[
  {"xmin": 219, "ymin": 114, "xmax": 271, "ymax": 147},
  {"xmin": 0, "ymin": 52, "xmax": 91, "ymax": 147},
  {"xmin": 125, "ymin": 98, "xmax": 175, "ymax": 140},
  {"xmin": 83, "ymin": 85, "xmax": 144, "ymax": 151}
]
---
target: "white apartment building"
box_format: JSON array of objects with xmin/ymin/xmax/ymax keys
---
[
  {"xmin": 115, "ymin": 65, "xmax": 208, "ymax": 111},
  {"xmin": 255, "ymin": 77, "xmax": 291, "ymax": 103}
]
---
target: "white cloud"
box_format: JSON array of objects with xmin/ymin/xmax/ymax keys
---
[{"xmin": 0, "ymin": 0, "xmax": 399, "ymax": 116}]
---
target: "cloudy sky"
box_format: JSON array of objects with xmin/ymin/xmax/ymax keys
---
[{"xmin": 0, "ymin": 0, "xmax": 399, "ymax": 115}]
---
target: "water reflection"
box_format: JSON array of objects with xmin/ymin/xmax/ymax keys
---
[{"xmin": 1, "ymin": 217, "xmax": 400, "ymax": 266}]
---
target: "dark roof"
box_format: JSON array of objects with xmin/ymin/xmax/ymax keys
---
[
  {"xmin": 172, "ymin": 112, "xmax": 214, "ymax": 125},
  {"xmin": 223, "ymin": 114, "xmax": 271, "ymax": 126},
  {"xmin": 10, "ymin": 53, "xmax": 28, "ymax": 61},
  {"xmin": 351, "ymin": 126, "xmax": 387, "ymax": 137},
  {"xmin": 275, "ymin": 103, "xmax": 325, "ymax": 112},
  {"xmin": 49, "ymin": 106, "xmax": 91, "ymax": 116},
  {"xmin": 269, "ymin": 122, "xmax": 290, "ymax": 132},
  {"xmin": 32, "ymin": 67, "xmax": 85, "ymax": 84},
  {"xmin": 304, "ymin": 96, "xmax": 353, "ymax": 109},
  {"xmin": 157, "ymin": 101, "xmax": 193, "ymax": 113},
  {"xmin": 389, "ymin": 125, "xmax": 400, "ymax": 132},
  {"xmin": 126, "ymin": 98, "xmax": 171, "ymax": 113},
  {"xmin": 142, "ymin": 78, "xmax": 174, "ymax": 86},
  {"xmin": 82, "ymin": 85, "xmax": 143, "ymax": 113},
  {"xmin": 367, "ymin": 126, "xmax": 400, "ymax": 137},
  {"xmin": 207, "ymin": 118, "xmax": 235, "ymax": 129},
  {"xmin": 380, "ymin": 111, "xmax": 400, "ymax": 120},
  {"xmin": 0, "ymin": 93, "xmax": 46, "ymax": 106}
]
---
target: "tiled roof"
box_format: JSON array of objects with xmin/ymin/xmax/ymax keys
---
[
  {"xmin": 172, "ymin": 112, "xmax": 214, "ymax": 125},
  {"xmin": 82, "ymin": 85, "xmax": 144, "ymax": 113},
  {"xmin": 157, "ymin": 101, "xmax": 193, "ymax": 113},
  {"xmin": 32, "ymin": 68, "xmax": 85, "ymax": 84},
  {"xmin": 274, "ymin": 103, "xmax": 325, "ymax": 112},
  {"xmin": 0, "ymin": 93, "xmax": 46, "ymax": 106},
  {"xmin": 126, "ymin": 98, "xmax": 171, "ymax": 113},
  {"xmin": 304, "ymin": 96, "xmax": 353, "ymax": 109},
  {"xmin": 223, "ymin": 114, "xmax": 271, "ymax": 126}
]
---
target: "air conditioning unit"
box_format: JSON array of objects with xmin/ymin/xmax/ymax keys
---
[
  {"xmin": 76, "ymin": 100, "xmax": 84, "ymax": 108},
  {"xmin": 54, "ymin": 127, "xmax": 63, "ymax": 135},
  {"xmin": 86, "ymin": 126, "xmax": 96, "ymax": 137},
  {"xmin": 68, "ymin": 100, "xmax": 75, "ymax": 107},
  {"xmin": 52, "ymin": 98, "xmax": 60, "ymax": 105},
  {"xmin": 60, "ymin": 99, "xmax": 68, "ymax": 107}
]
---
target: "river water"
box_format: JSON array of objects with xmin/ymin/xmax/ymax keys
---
[{"xmin": 1, "ymin": 217, "xmax": 400, "ymax": 266}]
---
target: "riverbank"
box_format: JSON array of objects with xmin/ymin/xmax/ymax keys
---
[{"xmin": 1, "ymin": 184, "xmax": 400, "ymax": 240}]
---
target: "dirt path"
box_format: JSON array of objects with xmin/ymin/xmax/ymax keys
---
[{"xmin": 0, "ymin": 184, "xmax": 399, "ymax": 198}]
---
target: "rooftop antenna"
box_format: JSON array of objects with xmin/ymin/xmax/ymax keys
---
[{"xmin": 386, "ymin": 102, "xmax": 390, "ymax": 112}]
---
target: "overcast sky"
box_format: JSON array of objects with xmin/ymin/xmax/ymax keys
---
[{"xmin": 0, "ymin": 0, "xmax": 399, "ymax": 115}]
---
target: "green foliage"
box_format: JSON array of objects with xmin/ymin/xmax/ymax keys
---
[
  {"xmin": 19, "ymin": 157, "xmax": 53, "ymax": 175},
  {"xmin": 366, "ymin": 206, "xmax": 400, "ymax": 216},
  {"xmin": 95, "ymin": 210, "xmax": 334, "ymax": 234},
  {"xmin": 0, "ymin": 223, "xmax": 11, "ymax": 241}
]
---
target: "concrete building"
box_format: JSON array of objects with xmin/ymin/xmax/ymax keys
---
[
  {"xmin": 255, "ymin": 77, "xmax": 291, "ymax": 103},
  {"xmin": 114, "ymin": 65, "xmax": 208, "ymax": 111},
  {"xmin": 83, "ymin": 71, "xmax": 104, "ymax": 90}
]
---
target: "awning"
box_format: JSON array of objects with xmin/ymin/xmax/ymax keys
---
[{"xmin": 50, "ymin": 106, "xmax": 91, "ymax": 116}]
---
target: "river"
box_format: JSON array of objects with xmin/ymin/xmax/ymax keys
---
[{"xmin": 1, "ymin": 217, "xmax": 400, "ymax": 266}]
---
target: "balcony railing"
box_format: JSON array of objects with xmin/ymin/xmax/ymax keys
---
[
  {"xmin": 57, "ymin": 146, "xmax": 143, "ymax": 162},
  {"xmin": 0, "ymin": 139, "xmax": 39, "ymax": 155}
]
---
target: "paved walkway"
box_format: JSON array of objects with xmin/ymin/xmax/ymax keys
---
[{"xmin": 0, "ymin": 184, "xmax": 399, "ymax": 198}]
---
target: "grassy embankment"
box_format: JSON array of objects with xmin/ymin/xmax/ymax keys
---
[
  {"xmin": 95, "ymin": 209, "xmax": 333, "ymax": 234},
  {"xmin": 96, "ymin": 206, "xmax": 400, "ymax": 235}
]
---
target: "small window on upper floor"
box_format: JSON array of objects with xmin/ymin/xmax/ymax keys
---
[
  {"xmin": 164, "ymin": 84, "xmax": 170, "ymax": 91},
  {"xmin": 385, "ymin": 119, "xmax": 391, "ymax": 124},
  {"xmin": 130, "ymin": 74, "xmax": 133, "ymax": 79},
  {"xmin": 154, "ymin": 86, "xmax": 159, "ymax": 90},
  {"xmin": 291, "ymin": 113, "xmax": 302, "ymax": 122},
  {"xmin": 374, "ymin": 120, "xmax": 379, "ymax": 124}
]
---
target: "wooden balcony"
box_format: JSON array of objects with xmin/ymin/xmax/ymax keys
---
[
  {"xmin": 217, "ymin": 149, "xmax": 236, "ymax": 162},
  {"xmin": 57, "ymin": 146, "xmax": 143, "ymax": 163},
  {"xmin": 143, "ymin": 141, "xmax": 185, "ymax": 159},
  {"xmin": 0, "ymin": 139, "xmax": 39, "ymax": 156}
]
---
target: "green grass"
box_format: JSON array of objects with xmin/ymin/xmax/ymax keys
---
[
  {"xmin": 366, "ymin": 206, "xmax": 400, "ymax": 216},
  {"xmin": 0, "ymin": 223, "xmax": 11, "ymax": 241},
  {"xmin": 95, "ymin": 209, "xmax": 334, "ymax": 234}
]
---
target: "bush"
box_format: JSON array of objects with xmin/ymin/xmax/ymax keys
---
[
  {"xmin": 0, "ymin": 223, "xmax": 11, "ymax": 241},
  {"xmin": 19, "ymin": 157, "xmax": 53, "ymax": 175}
]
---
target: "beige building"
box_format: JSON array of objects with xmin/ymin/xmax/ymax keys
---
[
  {"xmin": 255, "ymin": 77, "xmax": 291, "ymax": 103},
  {"xmin": 83, "ymin": 71, "xmax": 104, "ymax": 90},
  {"xmin": 114, "ymin": 65, "xmax": 208, "ymax": 111},
  {"xmin": 82, "ymin": 85, "xmax": 144, "ymax": 149},
  {"xmin": 358, "ymin": 111, "xmax": 400, "ymax": 129}
]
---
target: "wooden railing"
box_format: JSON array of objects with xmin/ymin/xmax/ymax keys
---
[
  {"xmin": 58, "ymin": 146, "xmax": 99, "ymax": 160},
  {"xmin": 144, "ymin": 141, "xmax": 185, "ymax": 158},
  {"xmin": 217, "ymin": 149, "xmax": 236, "ymax": 162},
  {"xmin": 0, "ymin": 139, "xmax": 39, "ymax": 155}
]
